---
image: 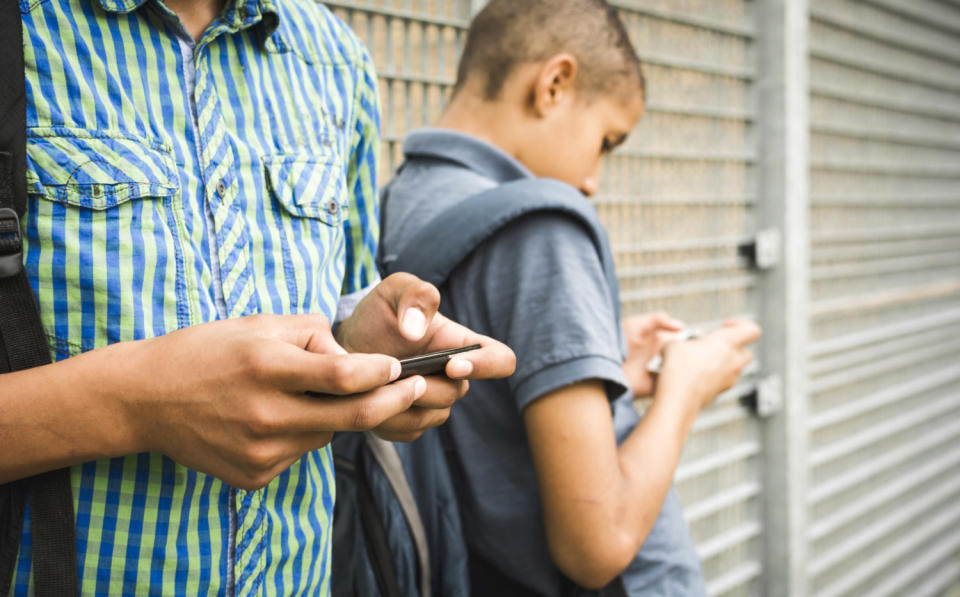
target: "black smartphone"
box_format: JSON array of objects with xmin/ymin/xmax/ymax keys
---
[{"xmin": 398, "ymin": 344, "xmax": 482, "ymax": 379}]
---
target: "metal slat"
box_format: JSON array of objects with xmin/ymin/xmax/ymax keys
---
[
  {"xmin": 617, "ymin": 257, "xmax": 749, "ymax": 280},
  {"xmin": 809, "ymin": 46, "xmax": 960, "ymax": 94},
  {"xmin": 808, "ymin": 345, "xmax": 960, "ymax": 399},
  {"xmin": 807, "ymin": 307, "xmax": 960, "ymax": 357},
  {"xmin": 676, "ymin": 442, "xmax": 760, "ymax": 484},
  {"xmin": 812, "ymin": 490, "xmax": 960, "ymax": 597},
  {"xmin": 808, "ymin": 392, "xmax": 960, "ymax": 468},
  {"xmin": 620, "ymin": 276, "xmax": 755, "ymax": 302},
  {"xmin": 615, "ymin": 235, "xmax": 752, "ymax": 255},
  {"xmin": 684, "ymin": 481, "xmax": 761, "ymax": 524},
  {"xmin": 807, "ymin": 417, "xmax": 960, "ymax": 506},
  {"xmin": 912, "ymin": 560, "xmax": 960, "ymax": 597},
  {"xmin": 809, "ymin": 325, "xmax": 960, "ymax": 377},
  {"xmin": 861, "ymin": 0, "xmax": 960, "ymax": 37},
  {"xmin": 811, "ymin": 252, "xmax": 960, "ymax": 281},
  {"xmin": 808, "ymin": 473, "xmax": 960, "ymax": 578},
  {"xmin": 810, "ymin": 121, "xmax": 960, "ymax": 151},
  {"xmin": 809, "ymin": 279, "xmax": 960, "ymax": 319},
  {"xmin": 809, "ymin": 6, "xmax": 960, "ymax": 65},
  {"xmin": 808, "ymin": 445, "xmax": 960, "ymax": 542},
  {"xmin": 810, "ymin": 83, "xmax": 960, "ymax": 123},
  {"xmin": 705, "ymin": 561, "xmax": 762, "ymax": 596},
  {"xmin": 323, "ymin": 1, "xmax": 469, "ymax": 28},
  {"xmin": 697, "ymin": 521, "xmax": 762, "ymax": 561},
  {"xmin": 610, "ymin": 1, "xmax": 755, "ymax": 38}
]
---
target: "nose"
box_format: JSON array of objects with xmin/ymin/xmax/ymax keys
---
[{"xmin": 579, "ymin": 177, "xmax": 598, "ymax": 197}]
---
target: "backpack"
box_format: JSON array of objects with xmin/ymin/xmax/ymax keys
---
[
  {"xmin": 378, "ymin": 176, "xmax": 630, "ymax": 597},
  {"xmin": 331, "ymin": 429, "xmax": 469, "ymax": 597},
  {"xmin": 0, "ymin": 9, "xmax": 79, "ymax": 596}
]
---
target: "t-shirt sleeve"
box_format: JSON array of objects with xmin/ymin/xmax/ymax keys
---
[{"xmin": 447, "ymin": 211, "xmax": 630, "ymax": 413}]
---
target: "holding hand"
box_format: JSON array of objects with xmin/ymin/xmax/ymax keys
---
[
  {"xmin": 335, "ymin": 273, "xmax": 517, "ymax": 441},
  {"xmin": 621, "ymin": 312, "xmax": 685, "ymax": 397},
  {"xmin": 657, "ymin": 319, "xmax": 762, "ymax": 411}
]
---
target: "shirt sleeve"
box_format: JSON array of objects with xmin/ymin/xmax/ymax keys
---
[
  {"xmin": 341, "ymin": 44, "xmax": 382, "ymax": 296},
  {"xmin": 447, "ymin": 211, "xmax": 630, "ymax": 413}
]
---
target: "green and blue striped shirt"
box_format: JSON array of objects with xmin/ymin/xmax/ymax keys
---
[{"xmin": 17, "ymin": 0, "xmax": 381, "ymax": 592}]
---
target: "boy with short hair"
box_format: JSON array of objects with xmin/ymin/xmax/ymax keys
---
[{"xmin": 381, "ymin": 0, "xmax": 761, "ymax": 594}]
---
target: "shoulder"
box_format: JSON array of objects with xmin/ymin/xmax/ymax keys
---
[{"xmin": 274, "ymin": 1, "xmax": 373, "ymax": 68}]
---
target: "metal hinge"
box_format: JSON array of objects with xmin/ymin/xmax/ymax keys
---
[
  {"xmin": 739, "ymin": 227, "xmax": 782, "ymax": 270},
  {"xmin": 741, "ymin": 374, "xmax": 783, "ymax": 418}
]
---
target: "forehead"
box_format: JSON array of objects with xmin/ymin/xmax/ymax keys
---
[{"xmin": 584, "ymin": 92, "xmax": 645, "ymax": 131}]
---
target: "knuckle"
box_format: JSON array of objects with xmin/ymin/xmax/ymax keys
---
[
  {"xmin": 351, "ymin": 400, "xmax": 380, "ymax": 430},
  {"xmin": 329, "ymin": 359, "xmax": 361, "ymax": 393}
]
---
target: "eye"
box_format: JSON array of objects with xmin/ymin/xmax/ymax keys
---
[{"xmin": 600, "ymin": 138, "xmax": 614, "ymax": 154}]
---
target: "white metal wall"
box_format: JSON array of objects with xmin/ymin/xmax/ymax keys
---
[{"xmin": 806, "ymin": 1, "xmax": 960, "ymax": 595}]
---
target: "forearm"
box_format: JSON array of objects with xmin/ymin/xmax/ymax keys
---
[
  {"xmin": 0, "ymin": 341, "xmax": 144, "ymax": 483},
  {"xmin": 533, "ymin": 382, "xmax": 699, "ymax": 588},
  {"xmin": 612, "ymin": 387, "xmax": 699, "ymax": 549}
]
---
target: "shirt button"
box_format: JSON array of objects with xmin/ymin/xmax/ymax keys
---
[
  {"xmin": 326, "ymin": 199, "xmax": 339, "ymax": 215},
  {"xmin": 216, "ymin": 180, "xmax": 227, "ymax": 197}
]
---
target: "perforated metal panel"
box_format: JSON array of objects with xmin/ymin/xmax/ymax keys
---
[
  {"xmin": 604, "ymin": 3, "xmax": 764, "ymax": 596},
  {"xmin": 806, "ymin": 1, "xmax": 960, "ymax": 596}
]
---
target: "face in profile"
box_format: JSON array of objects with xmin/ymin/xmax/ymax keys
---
[{"xmin": 523, "ymin": 90, "xmax": 645, "ymax": 197}]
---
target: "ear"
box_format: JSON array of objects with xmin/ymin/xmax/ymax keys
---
[{"xmin": 531, "ymin": 53, "xmax": 578, "ymax": 118}]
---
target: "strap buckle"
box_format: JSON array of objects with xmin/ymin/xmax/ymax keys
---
[{"xmin": 0, "ymin": 207, "xmax": 23, "ymax": 278}]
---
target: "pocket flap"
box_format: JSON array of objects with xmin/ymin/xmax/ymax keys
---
[
  {"xmin": 263, "ymin": 155, "xmax": 347, "ymax": 225},
  {"xmin": 26, "ymin": 127, "xmax": 179, "ymax": 210}
]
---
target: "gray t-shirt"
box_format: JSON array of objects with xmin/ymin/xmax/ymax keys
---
[{"xmin": 382, "ymin": 128, "xmax": 705, "ymax": 596}]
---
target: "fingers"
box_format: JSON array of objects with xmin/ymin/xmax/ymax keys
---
[
  {"xmin": 289, "ymin": 376, "xmax": 428, "ymax": 433},
  {"xmin": 268, "ymin": 313, "xmax": 348, "ymax": 355},
  {"xmin": 445, "ymin": 334, "xmax": 516, "ymax": 380},
  {"xmin": 378, "ymin": 273, "xmax": 442, "ymax": 342},
  {"xmin": 649, "ymin": 311, "xmax": 685, "ymax": 332},
  {"xmin": 714, "ymin": 320, "xmax": 762, "ymax": 348},
  {"xmin": 371, "ymin": 406, "xmax": 453, "ymax": 442},
  {"xmin": 273, "ymin": 346, "xmax": 402, "ymax": 395}
]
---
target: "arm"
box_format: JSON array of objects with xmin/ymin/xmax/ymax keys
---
[
  {"xmin": 524, "ymin": 322, "xmax": 761, "ymax": 589},
  {"xmin": 0, "ymin": 314, "xmax": 425, "ymax": 488}
]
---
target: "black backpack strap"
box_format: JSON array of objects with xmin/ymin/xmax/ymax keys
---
[
  {"xmin": 0, "ymin": 7, "xmax": 78, "ymax": 596},
  {"xmin": 381, "ymin": 177, "xmax": 621, "ymax": 326}
]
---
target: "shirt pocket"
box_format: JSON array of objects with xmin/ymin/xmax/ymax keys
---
[
  {"xmin": 25, "ymin": 126, "xmax": 179, "ymax": 208},
  {"xmin": 262, "ymin": 153, "xmax": 348, "ymax": 227}
]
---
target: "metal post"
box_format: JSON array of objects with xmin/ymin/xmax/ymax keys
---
[{"xmin": 756, "ymin": 0, "xmax": 810, "ymax": 595}]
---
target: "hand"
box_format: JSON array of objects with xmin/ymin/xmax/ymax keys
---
[
  {"xmin": 335, "ymin": 273, "xmax": 516, "ymax": 441},
  {"xmin": 621, "ymin": 312, "xmax": 685, "ymax": 397},
  {"xmin": 656, "ymin": 319, "xmax": 762, "ymax": 411},
  {"xmin": 127, "ymin": 313, "xmax": 428, "ymax": 490}
]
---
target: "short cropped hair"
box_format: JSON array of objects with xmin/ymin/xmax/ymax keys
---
[{"xmin": 454, "ymin": 0, "xmax": 645, "ymax": 101}]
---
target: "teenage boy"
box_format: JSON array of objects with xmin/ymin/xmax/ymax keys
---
[
  {"xmin": 380, "ymin": 1, "xmax": 762, "ymax": 594},
  {"xmin": 2, "ymin": 0, "xmax": 514, "ymax": 593}
]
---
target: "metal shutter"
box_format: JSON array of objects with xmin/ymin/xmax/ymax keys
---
[{"xmin": 806, "ymin": 1, "xmax": 960, "ymax": 596}]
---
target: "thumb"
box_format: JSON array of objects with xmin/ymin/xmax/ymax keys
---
[{"xmin": 381, "ymin": 273, "xmax": 441, "ymax": 342}]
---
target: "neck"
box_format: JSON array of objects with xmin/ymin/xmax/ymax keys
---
[
  {"xmin": 436, "ymin": 92, "xmax": 524, "ymax": 159},
  {"xmin": 165, "ymin": 0, "xmax": 225, "ymax": 42}
]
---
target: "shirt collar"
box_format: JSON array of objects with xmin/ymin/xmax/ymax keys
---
[
  {"xmin": 94, "ymin": 0, "xmax": 280, "ymax": 38},
  {"xmin": 403, "ymin": 128, "xmax": 533, "ymax": 184}
]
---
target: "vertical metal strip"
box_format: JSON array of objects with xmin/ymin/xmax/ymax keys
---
[{"xmin": 756, "ymin": 0, "xmax": 811, "ymax": 595}]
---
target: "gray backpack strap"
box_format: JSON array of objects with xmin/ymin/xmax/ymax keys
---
[
  {"xmin": 382, "ymin": 177, "xmax": 621, "ymax": 325},
  {"xmin": 364, "ymin": 432, "xmax": 431, "ymax": 597}
]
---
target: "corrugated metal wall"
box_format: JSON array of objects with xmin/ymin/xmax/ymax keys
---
[
  {"xmin": 806, "ymin": 1, "xmax": 960, "ymax": 596},
  {"xmin": 323, "ymin": 1, "xmax": 960, "ymax": 595}
]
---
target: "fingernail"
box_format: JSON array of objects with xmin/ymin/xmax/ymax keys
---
[
  {"xmin": 413, "ymin": 376, "xmax": 427, "ymax": 400},
  {"xmin": 447, "ymin": 358, "xmax": 473, "ymax": 378},
  {"xmin": 389, "ymin": 360, "xmax": 401, "ymax": 381},
  {"xmin": 401, "ymin": 308, "xmax": 427, "ymax": 339}
]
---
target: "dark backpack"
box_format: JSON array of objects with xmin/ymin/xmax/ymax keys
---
[
  {"xmin": 331, "ymin": 429, "xmax": 469, "ymax": 597},
  {"xmin": 0, "ymin": 8, "xmax": 79, "ymax": 596}
]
